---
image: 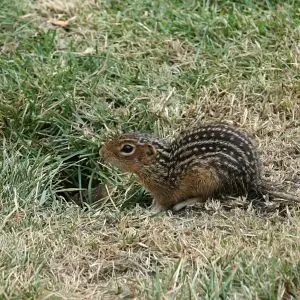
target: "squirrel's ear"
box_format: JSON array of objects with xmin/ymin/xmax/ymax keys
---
[{"xmin": 145, "ymin": 144, "xmax": 156, "ymax": 157}]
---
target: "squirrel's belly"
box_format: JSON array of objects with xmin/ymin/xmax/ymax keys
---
[{"xmin": 174, "ymin": 165, "xmax": 221, "ymax": 202}]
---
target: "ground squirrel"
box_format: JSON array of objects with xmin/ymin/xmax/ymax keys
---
[{"xmin": 100, "ymin": 123, "xmax": 299, "ymax": 213}]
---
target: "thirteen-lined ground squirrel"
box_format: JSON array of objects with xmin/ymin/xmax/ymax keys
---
[{"xmin": 100, "ymin": 123, "xmax": 299, "ymax": 212}]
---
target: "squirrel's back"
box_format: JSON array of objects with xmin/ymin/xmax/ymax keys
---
[
  {"xmin": 100, "ymin": 122, "xmax": 278, "ymax": 212},
  {"xmin": 169, "ymin": 123, "xmax": 262, "ymax": 197}
]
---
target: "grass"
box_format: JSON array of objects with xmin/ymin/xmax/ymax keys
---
[{"xmin": 0, "ymin": 0, "xmax": 300, "ymax": 298}]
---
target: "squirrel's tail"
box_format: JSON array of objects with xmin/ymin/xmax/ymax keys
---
[{"xmin": 259, "ymin": 180, "xmax": 300, "ymax": 203}]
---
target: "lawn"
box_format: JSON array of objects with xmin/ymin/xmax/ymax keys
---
[{"xmin": 0, "ymin": 0, "xmax": 300, "ymax": 298}]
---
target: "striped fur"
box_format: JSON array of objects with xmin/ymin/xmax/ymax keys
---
[
  {"xmin": 166, "ymin": 124, "xmax": 262, "ymax": 196},
  {"xmin": 100, "ymin": 123, "xmax": 264, "ymax": 210}
]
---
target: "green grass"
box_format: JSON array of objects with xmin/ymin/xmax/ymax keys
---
[{"xmin": 0, "ymin": 0, "xmax": 300, "ymax": 298}]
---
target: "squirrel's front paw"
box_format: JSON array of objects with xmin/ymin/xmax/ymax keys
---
[{"xmin": 149, "ymin": 201, "xmax": 166, "ymax": 215}]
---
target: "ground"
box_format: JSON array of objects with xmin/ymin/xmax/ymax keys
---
[{"xmin": 0, "ymin": 0, "xmax": 300, "ymax": 299}]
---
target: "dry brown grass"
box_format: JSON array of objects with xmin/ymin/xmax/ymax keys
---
[{"xmin": 2, "ymin": 205, "xmax": 300, "ymax": 298}]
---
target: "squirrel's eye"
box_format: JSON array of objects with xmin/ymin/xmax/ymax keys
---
[{"xmin": 120, "ymin": 144, "xmax": 134, "ymax": 154}]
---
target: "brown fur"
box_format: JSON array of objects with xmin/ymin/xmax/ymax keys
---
[
  {"xmin": 100, "ymin": 123, "xmax": 300, "ymax": 213},
  {"xmin": 174, "ymin": 166, "xmax": 221, "ymax": 203}
]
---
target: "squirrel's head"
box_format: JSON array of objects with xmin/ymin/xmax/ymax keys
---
[{"xmin": 100, "ymin": 133, "xmax": 160, "ymax": 174}]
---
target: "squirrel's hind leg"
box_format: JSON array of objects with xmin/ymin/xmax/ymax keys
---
[{"xmin": 173, "ymin": 197, "xmax": 200, "ymax": 211}]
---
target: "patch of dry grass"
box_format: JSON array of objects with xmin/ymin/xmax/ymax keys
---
[
  {"xmin": 1, "ymin": 205, "xmax": 300, "ymax": 298},
  {"xmin": 0, "ymin": 0, "xmax": 300, "ymax": 298}
]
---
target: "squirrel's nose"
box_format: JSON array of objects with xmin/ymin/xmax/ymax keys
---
[{"xmin": 99, "ymin": 145, "xmax": 109, "ymax": 161}]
